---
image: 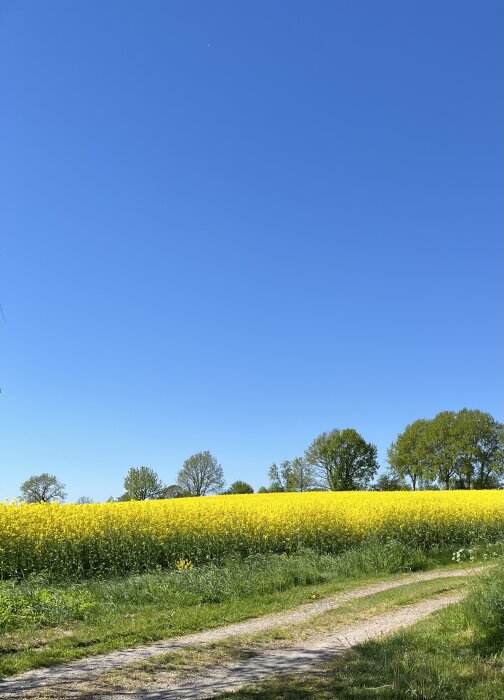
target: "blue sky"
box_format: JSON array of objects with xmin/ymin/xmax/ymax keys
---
[{"xmin": 1, "ymin": 0, "xmax": 502, "ymax": 501}]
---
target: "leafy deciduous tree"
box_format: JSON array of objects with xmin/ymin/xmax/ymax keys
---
[
  {"xmin": 177, "ymin": 451, "xmax": 225, "ymax": 496},
  {"xmin": 387, "ymin": 419, "xmax": 434, "ymax": 490},
  {"xmin": 122, "ymin": 466, "xmax": 164, "ymax": 500},
  {"xmin": 425, "ymin": 411, "xmax": 461, "ymax": 489},
  {"xmin": 224, "ymin": 480, "xmax": 254, "ymax": 494},
  {"xmin": 160, "ymin": 484, "xmax": 187, "ymax": 499},
  {"xmin": 305, "ymin": 428, "xmax": 379, "ymax": 491},
  {"xmin": 20, "ymin": 473, "xmax": 66, "ymax": 503},
  {"xmin": 454, "ymin": 409, "xmax": 504, "ymax": 489},
  {"xmin": 268, "ymin": 457, "xmax": 314, "ymax": 492},
  {"xmin": 388, "ymin": 409, "xmax": 503, "ymax": 490},
  {"xmin": 372, "ymin": 473, "xmax": 410, "ymax": 491}
]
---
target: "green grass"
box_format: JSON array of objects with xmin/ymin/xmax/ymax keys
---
[
  {"xmin": 0, "ymin": 540, "xmax": 432, "ymax": 634},
  {"xmin": 63, "ymin": 576, "xmax": 471, "ymax": 698},
  {"xmin": 216, "ymin": 566, "xmax": 504, "ymax": 700},
  {"xmin": 0, "ymin": 542, "xmax": 495, "ymax": 678}
]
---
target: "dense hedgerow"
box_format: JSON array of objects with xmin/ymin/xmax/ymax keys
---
[{"xmin": 0, "ymin": 491, "xmax": 502, "ymax": 579}]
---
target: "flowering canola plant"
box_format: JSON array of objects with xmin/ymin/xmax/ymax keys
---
[{"xmin": 0, "ymin": 491, "xmax": 502, "ymax": 578}]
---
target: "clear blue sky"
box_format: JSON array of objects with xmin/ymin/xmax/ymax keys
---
[{"xmin": 1, "ymin": 0, "xmax": 502, "ymax": 501}]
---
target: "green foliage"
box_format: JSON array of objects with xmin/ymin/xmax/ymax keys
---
[
  {"xmin": 426, "ymin": 410, "xmax": 461, "ymax": 489},
  {"xmin": 328, "ymin": 539, "xmax": 428, "ymax": 576},
  {"xmin": 19, "ymin": 473, "xmax": 66, "ymax": 503},
  {"xmin": 305, "ymin": 428, "xmax": 379, "ymax": 490},
  {"xmin": 268, "ymin": 458, "xmax": 314, "ymax": 492},
  {"xmin": 388, "ymin": 409, "xmax": 504, "ymax": 490},
  {"xmin": 462, "ymin": 564, "xmax": 504, "ymax": 653},
  {"xmin": 224, "ymin": 480, "xmax": 254, "ymax": 495},
  {"xmin": 177, "ymin": 451, "xmax": 225, "ymax": 496},
  {"xmin": 0, "ymin": 582, "xmax": 95, "ymax": 631},
  {"xmin": 455, "ymin": 409, "xmax": 504, "ymax": 489},
  {"xmin": 160, "ymin": 484, "xmax": 188, "ymax": 498},
  {"xmin": 121, "ymin": 466, "xmax": 164, "ymax": 500},
  {"xmin": 0, "ymin": 544, "xmax": 431, "ymax": 634},
  {"xmin": 387, "ymin": 418, "xmax": 433, "ymax": 490},
  {"xmin": 171, "ymin": 544, "xmax": 426, "ymax": 605},
  {"xmin": 372, "ymin": 473, "xmax": 411, "ymax": 491}
]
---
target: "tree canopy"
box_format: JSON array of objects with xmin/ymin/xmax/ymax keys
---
[
  {"xmin": 20, "ymin": 473, "xmax": 66, "ymax": 503},
  {"xmin": 121, "ymin": 466, "xmax": 164, "ymax": 500},
  {"xmin": 268, "ymin": 457, "xmax": 314, "ymax": 492},
  {"xmin": 388, "ymin": 409, "xmax": 503, "ymax": 490},
  {"xmin": 386, "ymin": 418, "xmax": 434, "ymax": 490},
  {"xmin": 177, "ymin": 451, "xmax": 225, "ymax": 496},
  {"xmin": 161, "ymin": 484, "xmax": 187, "ymax": 499},
  {"xmin": 224, "ymin": 480, "xmax": 254, "ymax": 495},
  {"xmin": 305, "ymin": 428, "xmax": 379, "ymax": 490},
  {"xmin": 372, "ymin": 473, "xmax": 410, "ymax": 491}
]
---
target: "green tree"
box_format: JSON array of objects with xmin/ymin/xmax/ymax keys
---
[
  {"xmin": 75, "ymin": 496, "xmax": 94, "ymax": 504},
  {"xmin": 224, "ymin": 480, "xmax": 254, "ymax": 495},
  {"xmin": 177, "ymin": 451, "xmax": 225, "ymax": 496},
  {"xmin": 305, "ymin": 428, "xmax": 379, "ymax": 490},
  {"xmin": 388, "ymin": 409, "xmax": 503, "ymax": 490},
  {"xmin": 425, "ymin": 411, "xmax": 461, "ymax": 489},
  {"xmin": 160, "ymin": 484, "xmax": 188, "ymax": 499},
  {"xmin": 122, "ymin": 466, "xmax": 164, "ymax": 500},
  {"xmin": 268, "ymin": 461, "xmax": 293, "ymax": 491},
  {"xmin": 20, "ymin": 473, "xmax": 66, "ymax": 503},
  {"xmin": 268, "ymin": 457, "xmax": 314, "ymax": 492},
  {"xmin": 454, "ymin": 409, "xmax": 504, "ymax": 489},
  {"xmin": 291, "ymin": 457, "xmax": 315, "ymax": 491},
  {"xmin": 373, "ymin": 473, "xmax": 410, "ymax": 491},
  {"xmin": 389, "ymin": 412, "xmax": 462, "ymax": 490},
  {"xmin": 387, "ymin": 419, "xmax": 433, "ymax": 490}
]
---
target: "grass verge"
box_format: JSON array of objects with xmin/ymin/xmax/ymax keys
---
[
  {"xmin": 215, "ymin": 566, "xmax": 504, "ymax": 700},
  {"xmin": 0, "ymin": 542, "xmax": 495, "ymax": 678},
  {"xmin": 10, "ymin": 576, "xmax": 471, "ymax": 698}
]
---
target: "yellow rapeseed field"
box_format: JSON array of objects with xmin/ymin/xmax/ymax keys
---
[{"xmin": 0, "ymin": 491, "xmax": 502, "ymax": 578}]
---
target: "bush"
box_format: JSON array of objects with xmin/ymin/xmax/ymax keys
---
[{"xmin": 0, "ymin": 581, "xmax": 95, "ymax": 631}]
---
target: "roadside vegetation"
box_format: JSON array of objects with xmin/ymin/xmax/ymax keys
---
[
  {"xmin": 217, "ymin": 564, "xmax": 504, "ymax": 700},
  {"xmin": 36, "ymin": 575, "xmax": 472, "ymax": 699},
  {"xmin": 0, "ymin": 541, "xmax": 495, "ymax": 678}
]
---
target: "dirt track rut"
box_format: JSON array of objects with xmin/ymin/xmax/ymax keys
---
[{"xmin": 0, "ymin": 565, "xmax": 486, "ymax": 698}]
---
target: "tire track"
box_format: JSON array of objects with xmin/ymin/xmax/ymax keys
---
[{"xmin": 0, "ymin": 565, "xmax": 486, "ymax": 698}]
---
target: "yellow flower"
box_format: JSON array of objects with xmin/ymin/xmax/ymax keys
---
[{"xmin": 0, "ymin": 491, "xmax": 502, "ymax": 578}]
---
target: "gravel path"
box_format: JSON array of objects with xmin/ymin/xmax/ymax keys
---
[
  {"xmin": 108, "ymin": 591, "xmax": 464, "ymax": 700},
  {"xmin": 0, "ymin": 565, "xmax": 485, "ymax": 698}
]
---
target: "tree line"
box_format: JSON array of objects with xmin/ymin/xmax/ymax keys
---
[
  {"xmin": 18, "ymin": 408, "xmax": 503, "ymax": 503},
  {"xmin": 266, "ymin": 409, "xmax": 503, "ymax": 492},
  {"xmin": 19, "ymin": 451, "xmax": 230, "ymax": 503}
]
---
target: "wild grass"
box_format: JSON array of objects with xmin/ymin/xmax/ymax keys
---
[
  {"xmin": 0, "ymin": 541, "xmax": 478, "ymax": 677},
  {"xmin": 220, "ymin": 555, "xmax": 504, "ymax": 699},
  {"xmin": 0, "ymin": 541, "xmax": 431, "ymax": 633},
  {"xmin": 61, "ymin": 576, "xmax": 471, "ymax": 698}
]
